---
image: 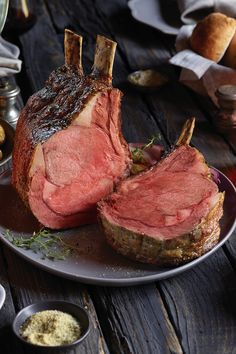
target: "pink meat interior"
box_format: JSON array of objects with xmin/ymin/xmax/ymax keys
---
[
  {"xmin": 100, "ymin": 145, "xmax": 220, "ymax": 240},
  {"xmin": 28, "ymin": 90, "xmax": 130, "ymax": 229}
]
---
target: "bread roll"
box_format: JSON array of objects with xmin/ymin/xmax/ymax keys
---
[
  {"xmin": 0, "ymin": 124, "xmax": 5, "ymax": 146},
  {"xmin": 223, "ymin": 31, "xmax": 236, "ymax": 69},
  {"xmin": 190, "ymin": 13, "xmax": 236, "ymax": 62}
]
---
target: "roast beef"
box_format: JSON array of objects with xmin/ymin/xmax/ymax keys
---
[
  {"xmin": 12, "ymin": 30, "xmax": 131, "ymax": 229},
  {"xmin": 99, "ymin": 119, "xmax": 224, "ymax": 265}
]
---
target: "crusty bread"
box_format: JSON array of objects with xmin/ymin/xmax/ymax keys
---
[
  {"xmin": 223, "ymin": 31, "xmax": 236, "ymax": 69},
  {"xmin": 190, "ymin": 13, "xmax": 236, "ymax": 62}
]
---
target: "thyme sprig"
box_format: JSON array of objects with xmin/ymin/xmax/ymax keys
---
[
  {"xmin": 4, "ymin": 228, "xmax": 73, "ymax": 261},
  {"xmin": 131, "ymin": 134, "xmax": 161, "ymax": 164}
]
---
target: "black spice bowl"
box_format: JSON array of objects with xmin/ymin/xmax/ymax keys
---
[{"xmin": 12, "ymin": 300, "xmax": 90, "ymax": 354}]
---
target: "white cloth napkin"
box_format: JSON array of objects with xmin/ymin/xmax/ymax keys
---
[
  {"xmin": 177, "ymin": 0, "xmax": 236, "ymax": 24},
  {"xmin": 0, "ymin": 36, "xmax": 22, "ymax": 77},
  {"xmin": 128, "ymin": 0, "xmax": 236, "ymax": 35}
]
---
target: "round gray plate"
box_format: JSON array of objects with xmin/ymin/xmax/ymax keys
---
[{"xmin": 0, "ymin": 168, "xmax": 235, "ymax": 286}]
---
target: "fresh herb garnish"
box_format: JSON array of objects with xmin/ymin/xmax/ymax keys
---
[
  {"xmin": 4, "ymin": 228, "xmax": 73, "ymax": 261},
  {"xmin": 131, "ymin": 134, "xmax": 161, "ymax": 164}
]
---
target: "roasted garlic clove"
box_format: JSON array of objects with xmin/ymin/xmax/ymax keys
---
[{"xmin": 0, "ymin": 124, "xmax": 6, "ymax": 145}]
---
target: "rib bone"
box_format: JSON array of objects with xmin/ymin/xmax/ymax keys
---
[
  {"xmin": 64, "ymin": 29, "xmax": 83, "ymax": 73},
  {"xmin": 92, "ymin": 35, "xmax": 117, "ymax": 84},
  {"xmin": 176, "ymin": 118, "xmax": 195, "ymax": 146}
]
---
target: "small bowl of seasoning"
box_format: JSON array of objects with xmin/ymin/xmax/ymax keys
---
[
  {"xmin": 0, "ymin": 118, "xmax": 15, "ymax": 173},
  {"xmin": 12, "ymin": 300, "xmax": 90, "ymax": 353},
  {"xmin": 128, "ymin": 69, "xmax": 168, "ymax": 91}
]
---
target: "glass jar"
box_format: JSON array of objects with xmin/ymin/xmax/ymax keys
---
[
  {"xmin": 215, "ymin": 85, "xmax": 236, "ymax": 132},
  {"xmin": 0, "ymin": 78, "xmax": 20, "ymax": 128}
]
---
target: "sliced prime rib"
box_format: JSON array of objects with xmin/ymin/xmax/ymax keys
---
[
  {"xmin": 99, "ymin": 119, "xmax": 224, "ymax": 266},
  {"xmin": 12, "ymin": 30, "xmax": 131, "ymax": 229}
]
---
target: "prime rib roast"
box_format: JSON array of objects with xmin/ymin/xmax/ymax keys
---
[
  {"xmin": 12, "ymin": 30, "xmax": 224, "ymax": 265},
  {"xmin": 12, "ymin": 30, "xmax": 131, "ymax": 229},
  {"xmin": 99, "ymin": 119, "xmax": 224, "ymax": 266}
]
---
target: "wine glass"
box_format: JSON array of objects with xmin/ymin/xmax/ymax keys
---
[
  {"xmin": 4, "ymin": 0, "xmax": 36, "ymax": 34},
  {"xmin": 0, "ymin": 0, "xmax": 9, "ymax": 33}
]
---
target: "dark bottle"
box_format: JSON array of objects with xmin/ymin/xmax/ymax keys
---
[
  {"xmin": 215, "ymin": 85, "xmax": 236, "ymax": 132},
  {"xmin": 4, "ymin": 0, "xmax": 36, "ymax": 34}
]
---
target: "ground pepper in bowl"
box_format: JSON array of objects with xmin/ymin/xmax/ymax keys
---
[{"xmin": 20, "ymin": 310, "xmax": 81, "ymax": 346}]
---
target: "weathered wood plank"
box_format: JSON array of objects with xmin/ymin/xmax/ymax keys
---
[
  {"xmin": 224, "ymin": 232, "xmax": 236, "ymax": 271},
  {"xmin": 158, "ymin": 251, "xmax": 236, "ymax": 354},
  {"xmin": 2, "ymin": 246, "xmax": 110, "ymax": 354},
  {"xmin": 91, "ymin": 285, "xmax": 183, "ymax": 354},
  {"xmin": 0, "ymin": 248, "xmax": 25, "ymax": 353}
]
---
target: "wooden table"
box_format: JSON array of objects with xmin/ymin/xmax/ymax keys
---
[{"xmin": 1, "ymin": 1, "xmax": 236, "ymax": 353}]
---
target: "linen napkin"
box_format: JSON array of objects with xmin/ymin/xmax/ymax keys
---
[
  {"xmin": 0, "ymin": 36, "xmax": 22, "ymax": 77},
  {"xmin": 177, "ymin": 0, "xmax": 236, "ymax": 24},
  {"xmin": 128, "ymin": 0, "xmax": 236, "ymax": 35}
]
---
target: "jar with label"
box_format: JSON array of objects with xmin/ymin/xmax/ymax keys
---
[{"xmin": 215, "ymin": 85, "xmax": 236, "ymax": 132}]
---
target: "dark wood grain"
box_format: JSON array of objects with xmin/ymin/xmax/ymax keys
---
[
  {"xmin": 159, "ymin": 251, "xmax": 236, "ymax": 354},
  {"xmin": 0, "ymin": 248, "xmax": 25, "ymax": 353},
  {"xmin": 91, "ymin": 285, "xmax": 183, "ymax": 354},
  {"xmin": 223, "ymin": 230, "xmax": 236, "ymax": 272}
]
